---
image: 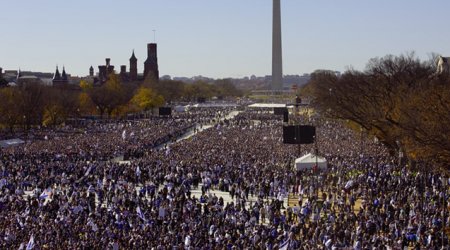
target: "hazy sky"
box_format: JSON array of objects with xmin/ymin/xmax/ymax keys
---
[{"xmin": 1, "ymin": 0, "xmax": 449, "ymax": 78}]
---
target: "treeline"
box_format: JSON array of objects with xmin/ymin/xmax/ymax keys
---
[
  {"xmin": 303, "ymin": 53, "xmax": 450, "ymax": 168},
  {"xmin": 0, "ymin": 73, "xmax": 242, "ymax": 133}
]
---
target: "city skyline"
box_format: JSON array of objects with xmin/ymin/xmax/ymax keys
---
[{"xmin": 1, "ymin": 0, "xmax": 449, "ymax": 78}]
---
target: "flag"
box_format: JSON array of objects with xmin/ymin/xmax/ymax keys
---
[
  {"xmin": 87, "ymin": 218, "xmax": 98, "ymax": 232},
  {"xmin": 39, "ymin": 188, "xmax": 52, "ymax": 200},
  {"xmin": 26, "ymin": 235, "xmax": 34, "ymax": 250},
  {"xmin": 136, "ymin": 206, "xmax": 146, "ymax": 221},
  {"xmin": 17, "ymin": 217, "xmax": 24, "ymax": 228},
  {"xmin": 136, "ymin": 166, "xmax": 141, "ymax": 177},
  {"xmin": 279, "ymin": 239, "xmax": 289, "ymax": 250},
  {"xmin": 344, "ymin": 180, "xmax": 354, "ymax": 190},
  {"xmin": 84, "ymin": 165, "xmax": 92, "ymax": 177}
]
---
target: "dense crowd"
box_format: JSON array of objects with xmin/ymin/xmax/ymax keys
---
[{"xmin": 0, "ymin": 106, "xmax": 449, "ymax": 249}]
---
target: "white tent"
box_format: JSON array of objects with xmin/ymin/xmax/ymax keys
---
[
  {"xmin": 174, "ymin": 105, "xmax": 187, "ymax": 112},
  {"xmin": 294, "ymin": 153, "xmax": 327, "ymax": 171}
]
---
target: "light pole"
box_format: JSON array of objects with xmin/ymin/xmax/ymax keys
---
[
  {"xmin": 442, "ymin": 177, "xmax": 447, "ymax": 248},
  {"xmin": 360, "ymin": 126, "xmax": 363, "ymax": 157}
]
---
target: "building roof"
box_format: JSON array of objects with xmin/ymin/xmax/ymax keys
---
[
  {"xmin": 130, "ymin": 50, "xmax": 137, "ymax": 61},
  {"xmin": 53, "ymin": 66, "xmax": 61, "ymax": 80},
  {"xmin": 61, "ymin": 66, "xmax": 68, "ymax": 81},
  {"xmin": 19, "ymin": 75, "xmax": 39, "ymax": 79}
]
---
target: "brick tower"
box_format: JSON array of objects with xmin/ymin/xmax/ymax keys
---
[{"xmin": 144, "ymin": 43, "xmax": 159, "ymax": 81}]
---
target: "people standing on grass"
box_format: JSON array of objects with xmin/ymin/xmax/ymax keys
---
[{"xmin": 0, "ymin": 107, "xmax": 448, "ymax": 249}]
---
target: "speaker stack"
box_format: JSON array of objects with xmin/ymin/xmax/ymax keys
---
[{"xmin": 282, "ymin": 125, "xmax": 316, "ymax": 144}]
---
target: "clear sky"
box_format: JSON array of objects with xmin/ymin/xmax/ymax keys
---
[{"xmin": 1, "ymin": 0, "xmax": 449, "ymax": 78}]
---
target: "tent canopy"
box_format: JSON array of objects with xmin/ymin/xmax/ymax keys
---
[{"xmin": 294, "ymin": 153, "xmax": 327, "ymax": 171}]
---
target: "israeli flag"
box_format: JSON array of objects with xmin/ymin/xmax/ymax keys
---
[
  {"xmin": 39, "ymin": 188, "xmax": 52, "ymax": 200},
  {"xmin": 84, "ymin": 165, "xmax": 92, "ymax": 177},
  {"xmin": 279, "ymin": 239, "xmax": 289, "ymax": 250},
  {"xmin": 136, "ymin": 166, "xmax": 141, "ymax": 177},
  {"xmin": 122, "ymin": 130, "xmax": 127, "ymax": 140},
  {"xmin": 136, "ymin": 206, "xmax": 146, "ymax": 221},
  {"xmin": 26, "ymin": 234, "xmax": 34, "ymax": 250}
]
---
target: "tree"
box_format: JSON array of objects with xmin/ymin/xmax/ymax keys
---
[
  {"xmin": 16, "ymin": 82, "xmax": 47, "ymax": 131},
  {"xmin": 79, "ymin": 80, "xmax": 93, "ymax": 91},
  {"xmin": 0, "ymin": 77, "xmax": 7, "ymax": 88},
  {"xmin": 131, "ymin": 86, "xmax": 165, "ymax": 111},
  {"xmin": 306, "ymin": 53, "xmax": 450, "ymax": 167},
  {"xmin": 88, "ymin": 73, "xmax": 128, "ymax": 118},
  {"xmin": 213, "ymin": 79, "xmax": 242, "ymax": 98},
  {"xmin": 184, "ymin": 81, "xmax": 214, "ymax": 101},
  {"xmin": 42, "ymin": 87, "xmax": 79, "ymax": 126},
  {"xmin": 0, "ymin": 87, "xmax": 20, "ymax": 133}
]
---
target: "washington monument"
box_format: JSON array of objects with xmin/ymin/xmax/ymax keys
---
[{"xmin": 272, "ymin": 0, "xmax": 283, "ymax": 90}]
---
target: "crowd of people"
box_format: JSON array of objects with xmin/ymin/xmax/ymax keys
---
[{"xmin": 0, "ymin": 106, "xmax": 449, "ymax": 249}]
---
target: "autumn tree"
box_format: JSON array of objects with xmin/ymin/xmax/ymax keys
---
[
  {"xmin": 131, "ymin": 86, "xmax": 165, "ymax": 111},
  {"xmin": 0, "ymin": 87, "xmax": 20, "ymax": 133},
  {"xmin": 15, "ymin": 82, "xmax": 47, "ymax": 130},
  {"xmin": 42, "ymin": 87, "xmax": 79, "ymax": 126},
  {"xmin": 306, "ymin": 53, "xmax": 450, "ymax": 167},
  {"xmin": 88, "ymin": 73, "xmax": 128, "ymax": 118}
]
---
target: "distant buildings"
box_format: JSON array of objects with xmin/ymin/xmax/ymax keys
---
[
  {"xmin": 52, "ymin": 66, "xmax": 69, "ymax": 85},
  {"xmin": 143, "ymin": 43, "xmax": 159, "ymax": 80},
  {"xmin": 97, "ymin": 58, "xmax": 115, "ymax": 84},
  {"xmin": 91, "ymin": 43, "xmax": 159, "ymax": 84}
]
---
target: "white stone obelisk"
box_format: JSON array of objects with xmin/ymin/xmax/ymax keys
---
[{"xmin": 272, "ymin": 0, "xmax": 283, "ymax": 90}]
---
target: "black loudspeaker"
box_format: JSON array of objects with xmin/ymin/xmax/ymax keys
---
[
  {"xmin": 283, "ymin": 126, "xmax": 297, "ymax": 144},
  {"xmin": 283, "ymin": 111, "xmax": 289, "ymax": 123},
  {"xmin": 274, "ymin": 107, "xmax": 287, "ymax": 115},
  {"xmin": 282, "ymin": 125, "xmax": 316, "ymax": 144},
  {"xmin": 159, "ymin": 107, "xmax": 172, "ymax": 116},
  {"xmin": 298, "ymin": 125, "xmax": 315, "ymax": 144}
]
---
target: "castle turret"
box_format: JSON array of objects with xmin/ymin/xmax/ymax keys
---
[
  {"xmin": 89, "ymin": 65, "xmax": 94, "ymax": 77},
  {"xmin": 53, "ymin": 66, "xmax": 69, "ymax": 85},
  {"xmin": 61, "ymin": 66, "xmax": 68, "ymax": 81},
  {"xmin": 129, "ymin": 50, "xmax": 138, "ymax": 81},
  {"xmin": 53, "ymin": 66, "xmax": 61, "ymax": 81}
]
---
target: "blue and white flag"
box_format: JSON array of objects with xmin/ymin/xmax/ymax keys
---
[
  {"xmin": 122, "ymin": 130, "xmax": 127, "ymax": 140},
  {"xmin": 17, "ymin": 217, "xmax": 24, "ymax": 228},
  {"xmin": 39, "ymin": 188, "xmax": 52, "ymax": 200},
  {"xmin": 0, "ymin": 178, "xmax": 6, "ymax": 188},
  {"xmin": 279, "ymin": 239, "xmax": 289, "ymax": 250},
  {"xmin": 136, "ymin": 166, "xmax": 141, "ymax": 177},
  {"xmin": 26, "ymin": 234, "xmax": 34, "ymax": 250},
  {"xmin": 136, "ymin": 206, "xmax": 146, "ymax": 221},
  {"xmin": 84, "ymin": 165, "xmax": 93, "ymax": 177}
]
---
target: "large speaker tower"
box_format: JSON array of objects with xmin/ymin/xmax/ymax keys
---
[{"xmin": 282, "ymin": 125, "xmax": 316, "ymax": 144}]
